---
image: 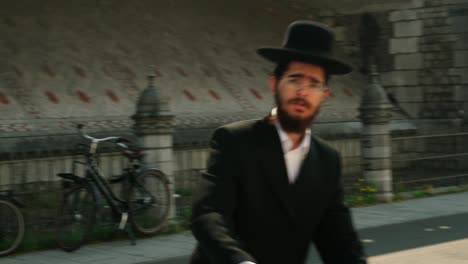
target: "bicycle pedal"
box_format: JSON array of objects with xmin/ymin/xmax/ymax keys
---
[{"xmin": 118, "ymin": 212, "xmax": 128, "ymax": 230}]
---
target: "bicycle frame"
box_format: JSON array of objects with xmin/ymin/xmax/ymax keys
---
[
  {"xmin": 63, "ymin": 124, "xmax": 165, "ymax": 231},
  {"xmin": 84, "ymin": 154, "xmax": 127, "ymax": 216},
  {"xmin": 71, "ymin": 125, "xmax": 136, "ymax": 230},
  {"xmin": 0, "ymin": 190, "xmax": 24, "ymax": 208},
  {"xmin": 56, "ymin": 124, "xmax": 172, "ymax": 251}
]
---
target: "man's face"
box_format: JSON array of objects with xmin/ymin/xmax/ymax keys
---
[{"xmin": 269, "ymin": 61, "xmax": 330, "ymax": 132}]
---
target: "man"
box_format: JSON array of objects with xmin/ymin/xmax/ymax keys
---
[{"xmin": 190, "ymin": 21, "xmax": 366, "ymax": 264}]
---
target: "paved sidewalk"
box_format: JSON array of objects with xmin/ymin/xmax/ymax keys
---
[
  {"xmin": 2, "ymin": 191, "xmax": 468, "ymax": 264},
  {"xmin": 370, "ymin": 237, "xmax": 468, "ymax": 264}
]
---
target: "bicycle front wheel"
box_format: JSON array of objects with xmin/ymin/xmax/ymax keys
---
[
  {"xmin": 0, "ymin": 199, "xmax": 24, "ymax": 256},
  {"xmin": 129, "ymin": 169, "xmax": 171, "ymax": 235},
  {"xmin": 56, "ymin": 184, "xmax": 96, "ymax": 251}
]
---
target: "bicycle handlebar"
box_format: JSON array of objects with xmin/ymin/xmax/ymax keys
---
[{"xmin": 77, "ymin": 124, "xmax": 129, "ymax": 154}]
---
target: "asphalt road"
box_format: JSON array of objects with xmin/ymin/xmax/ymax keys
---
[{"xmin": 146, "ymin": 212, "xmax": 468, "ymax": 264}]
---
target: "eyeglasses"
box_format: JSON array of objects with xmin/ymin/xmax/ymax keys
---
[{"xmin": 282, "ymin": 76, "xmax": 328, "ymax": 93}]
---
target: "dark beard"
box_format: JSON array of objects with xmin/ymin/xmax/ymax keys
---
[{"xmin": 275, "ymin": 93, "xmax": 317, "ymax": 133}]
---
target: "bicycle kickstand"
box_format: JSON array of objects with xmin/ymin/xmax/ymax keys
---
[
  {"xmin": 126, "ymin": 226, "xmax": 136, "ymax": 246},
  {"xmin": 118, "ymin": 212, "xmax": 136, "ymax": 246}
]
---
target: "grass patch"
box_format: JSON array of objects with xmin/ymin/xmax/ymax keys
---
[
  {"xmin": 16, "ymin": 228, "xmax": 56, "ymax": 253},
  {"xmin": 396, "ymin": 184, "xmax": 468, "ymax": 201},
  {"xmin": 412, "ymin": 188, "xmax": 433, "ymax": 198},
  {"xmin": 175, "ymin": 188, "xmax": 194, "ymax": 197}
]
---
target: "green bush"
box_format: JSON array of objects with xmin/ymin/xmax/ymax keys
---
[{"xmin": 345, "ymin": 179, "xmax": 378, "ymax": 207}]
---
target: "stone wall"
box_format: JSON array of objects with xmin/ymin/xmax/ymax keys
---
[
  {"xmin": 308, "ymin": 0, "xmax": 468, "ymax": 184},
  {"xmin": 313, "ymin": 0, "xmax": 468, "ymax": 124},
  {"xmin": 387, "ymin": 0, "xmax": 468, "ymax": 122},
  {"xmin": 386, "ymin": 0, "xmax": 468, "ymax": 179}
]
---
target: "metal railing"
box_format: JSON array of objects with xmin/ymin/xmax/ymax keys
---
[
  {"xmin": 391, "ymin": 132, "xmax": 468, "ymax": 192},
  {"xmin": 1, "ymin": 131, "xmax": 466, "ymax": 228}
]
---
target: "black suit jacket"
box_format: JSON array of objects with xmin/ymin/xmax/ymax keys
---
[{"xmin": 190, "ymin": 117, "xmax": 366, "ymax": 264}]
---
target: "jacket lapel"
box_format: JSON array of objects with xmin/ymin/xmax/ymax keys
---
[
  {"xmin": 255, "ymin": 117, "xmax": 298, "ymax": 225},
  {"xmin": 293, "ymin": 136, "xmax": 320, "ymax": 187}
]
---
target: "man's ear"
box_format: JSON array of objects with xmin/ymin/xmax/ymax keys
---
[
  {"xmin": 269, "ymin": 76, "xmax": 278, "ymax": 95},
  {"xmin": 321, "ymin": 88, "xmax": 332, "ymax": 102}
]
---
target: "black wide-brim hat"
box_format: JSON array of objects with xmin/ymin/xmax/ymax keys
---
[{"xmin": 257, "ymin": 21, "xmax": 353, "ymax": 75}]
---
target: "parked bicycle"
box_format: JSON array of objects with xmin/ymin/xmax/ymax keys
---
[
  {"xmin": 55, "ymin": 124, "xmax": 171, "ymax": 251},
  {"xmin": 0, "ymin": 190, "xmax": 25, "ymax": 256}
]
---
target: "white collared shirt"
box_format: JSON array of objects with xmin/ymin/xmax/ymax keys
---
[{"xmin": 272, "ymin": 108, "xmax": 311, "ymax": 184}]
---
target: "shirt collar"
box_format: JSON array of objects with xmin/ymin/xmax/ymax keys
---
[{"xmin": 272, "ymin": 108, "xmax": 311, "ymax": 153}]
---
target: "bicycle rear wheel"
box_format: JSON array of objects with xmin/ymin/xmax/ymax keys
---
[
  {"xmin": 56, "ymin": 184, "xmax": 96, "ymax": 251},
  {"xmin": 0, "ymin": 199, "xmax": 24, "ymax": 256},
  {"xmin": 129, "ymin": 169, "xmax": 171, "ymax": 235}
]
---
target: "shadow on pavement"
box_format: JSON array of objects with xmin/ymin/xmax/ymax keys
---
[{"xmin": 359, "ymin": 212, "xmax": 468, "ymax": 257}]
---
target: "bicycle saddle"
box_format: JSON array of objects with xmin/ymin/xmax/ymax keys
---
[{"xmin": 123, "ymin": 150, "xmax": 145, "ymax": 160}]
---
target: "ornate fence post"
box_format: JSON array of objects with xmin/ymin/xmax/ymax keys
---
[
  {"xmin": 358, "ymin": 13, "xmax": 394, "ymax": 202},
  {"xmin": 132, "ymin": 69, "xmax": 176, "ymax": 218},
  {"xmin": 359, "ymin": 64, "xmax": 394, "ymax": 202}
]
